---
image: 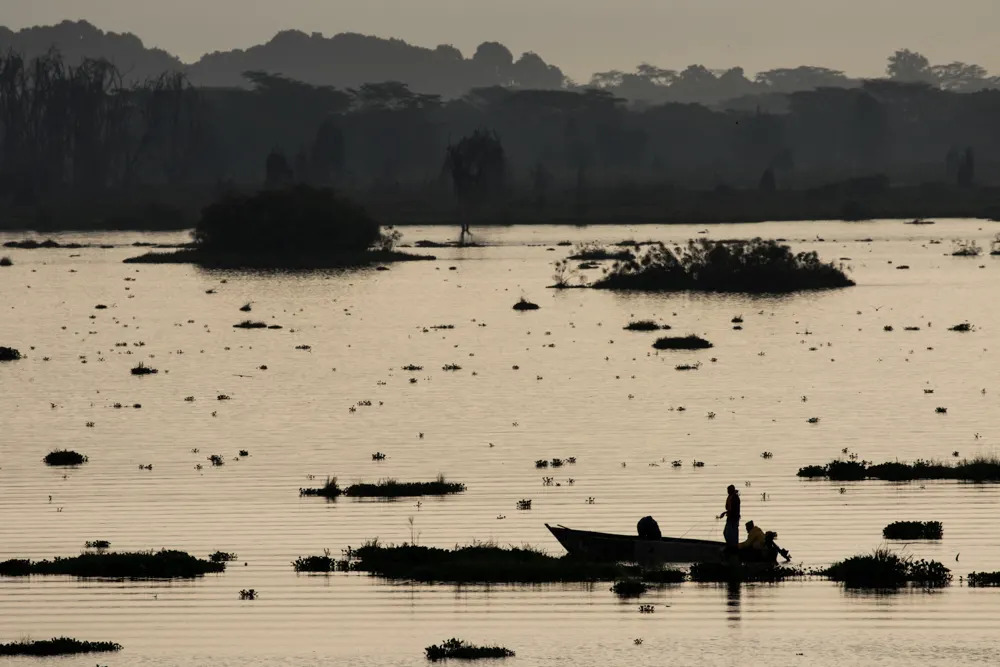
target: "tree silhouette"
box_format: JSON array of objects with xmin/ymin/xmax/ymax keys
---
[
  {"xmin": 887, "ymin": 50, "xmax": 935, "ymax": 84},
  {"xmin": 443, "ymin": 128, "xmax": 506, "ymax": 238}
]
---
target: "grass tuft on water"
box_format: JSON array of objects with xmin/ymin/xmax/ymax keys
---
[
  {"xmin": 883, "ymin": 521, "xmax": 943, "ymax": 540},
  {"xmin": 425, "ymin": 638, "xmax": 515, "ymax": 662},
  {"xmin": 819, "ymin": 547, "xmax": 951, "ymax": 588},
  {"xmin": 0, "ymin": 638, "xmax": 123, "ymax": 656},
  {"xmin": 652, "ymin": 334, "xmax": 712, "ymax": 350},
  {"xmin": 798, "ymin": 457, "xmax": 1000, "ymax": 482},
  {"xmin": 0, "ymin": 550, "xmax": 225, "ymax": 579},
  {"xmin": 44, "ymin": 449, "xmax": 87, "ymax": 466}
]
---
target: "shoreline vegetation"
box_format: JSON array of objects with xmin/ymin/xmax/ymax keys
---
[
  {"xmin": 299, "ymin": 476, "xmax": 466, "ymax": 498},
  {"xmin": 5, "ymin": 184, "xmax": 1000, "ymax": 233},
  {"xmin": 798, "ymin": 456, "xmax": 1000, "ymax": 482},
  {"xmin": 122, "ymin": 185, "xmax": 434, "ymax": 268},
  {"xmin": 0, "ymin": 550, "xmax": 226, "ymax": 578}
]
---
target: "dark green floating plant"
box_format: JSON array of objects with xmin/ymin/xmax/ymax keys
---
[
  {"xmin": 883, "ymin": 521, "xmax": 943, "ymax": 540},
  {"xmin": 425, "ymin": 638, "xmax": 515, "ymax": 662},
  {"xmin": 0, "ymin": 638, "xmax": 123, "ymax": 656}
]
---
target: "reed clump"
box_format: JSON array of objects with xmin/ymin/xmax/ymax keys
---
[
  {"xmin": 425, "ymin": 638, "xmax": 515, "ymax": 661},
  {"xmin": 968, "ymin": 571, "xmax": 1000, "ymax": 587}
]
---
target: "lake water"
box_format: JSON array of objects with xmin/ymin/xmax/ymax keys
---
[{"xmin": 2, "ymin": 220, "xmax": 1000, "ymax": 665}]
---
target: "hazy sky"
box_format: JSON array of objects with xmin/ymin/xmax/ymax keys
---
[{"xmin": 6, "ymin": 1, "xmax": 998, "ymax": 80}]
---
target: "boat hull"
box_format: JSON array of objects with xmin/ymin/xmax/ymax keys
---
[{"xmin": 546, "ymin": 524, "xmax": 727, "ymax": 564}]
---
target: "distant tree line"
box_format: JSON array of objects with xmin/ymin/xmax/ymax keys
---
[{"xmin": 3, "ymin": 49, "xmax": 1000, "ymax": 221}]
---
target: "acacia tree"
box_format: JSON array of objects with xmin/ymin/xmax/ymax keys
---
[{"xmin": 443, "ymin": 128, "xmax": 506, "ymax": 238}]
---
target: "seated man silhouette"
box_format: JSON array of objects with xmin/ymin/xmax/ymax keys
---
[{"xmin": 738, "ymin": 520, "xmax": 767, "ymax": 560}]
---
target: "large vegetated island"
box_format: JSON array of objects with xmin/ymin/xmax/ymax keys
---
[
  {"xmin": 557, "ymin": 238, "xmax": 854, "ymax": 292},
  {"xmin": 125, "ymin": 185, "xmax": 433, "ymax": 268}
]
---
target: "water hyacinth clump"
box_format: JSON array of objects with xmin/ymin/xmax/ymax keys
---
[
  {"xmin": 293, "ymin": 550, "xmax": 336, "ymax": 573},
  {"xmin": 820, "ymin": 548, "xmax": 951, "ymax": 588},
  {"xmin": 512, "ymin": 297, "xmax": 539, "ymax": 311},
  {"xmin": 883, "ymin": 521, "xmax": 943, "ymax": 540},
  {"xmin": 233, "ymin": 320, "xmax": 268, "ymax": 329},
  {"xmin": 0, "ymin": 638, "xmax": 123, "ymax": 656},
  {"xmin": 44, "ymin": 450, "xmax": 87, "ymax": 466},
  {"xmin": 968, "ymin": 571, "xmax": 1000, "ymax": 587},
  {"xmin": 592, "ymin": 238, "xmax": 854, "ymax": 293},
  {"xmin": 688, "ymin": 562, "xmax": 804, "ymax": 583},
  {"xmin": 299, "ymin": 477, "xmax": 342, "ymax": 498},
  {"xmin": 131, "ymin": 362, "xmax": 158, "ymax": 375},
  {"xmin": 425, "ymin": 638, "xmax": 515, "ymax": 662},
  {"xmin": 0, "ymin": 346, "xmax": 22, "ymax": 361},
  {"xmin": 623, "ymin": 320, "xmax": 668, "ymax": 331},
  {"xmin": 653, "ymin": 334, "xmax": 713, "ymax": 350},
  {"xmin": 0, "ymin": 549, "xmax": 226, "ymax": 578}
]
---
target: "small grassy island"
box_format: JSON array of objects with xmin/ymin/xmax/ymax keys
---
[
  {"xmin": 0, "ymin": 638, "xmax": 123, "ymax": 657},
  {"xmin": 299, "ymin": 476, "xmax": 466, "ymax": 499},
  {"xmin": 798, "ymin": 456, "xmax": 1000, "ymax": 482},
  {"xmin": 567, "ymin": 238, "xmax": 853, "ymax": 292},
  {"xmin": 124, "ymin": 185, "xmax": 433, "ymax": 268},
  {"xmin": 0, "ymin": 549, "xmax": 226, "ymax": 578}
]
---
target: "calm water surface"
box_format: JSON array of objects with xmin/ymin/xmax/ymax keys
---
[{"xmin": 2, "ymin": 220, "xmax": 1000, "ymax": 665}]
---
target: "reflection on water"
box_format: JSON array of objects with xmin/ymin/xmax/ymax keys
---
[{"xmin": 2, "ymin": 220, "xmax": 1000, "ymax": 665}]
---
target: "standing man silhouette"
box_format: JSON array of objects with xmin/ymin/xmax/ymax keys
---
[{"xmin": 718, "ymin": 484, "xmax": 741, "ymax": 547}]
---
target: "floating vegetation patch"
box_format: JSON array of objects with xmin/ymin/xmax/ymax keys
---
[
  {"xmin": 233, "ymin": 320, "xmax": 268, "ymax": 329},
  {"xmin": 401, "ymin": 364, "xmax": 423, "ymax": 371},
  {"xmin": 209, "ymin": 551, "xmax": 238, "ymax": 563},
  {"xmin": 130, "ymin": 362, "xmax": 158, "ymax": 375},
  {"xmin": 0, "ymin": 550, "xmax": 225, "ymax": 578},
  {"xmin": 623, "ymin": 320, "xmax": 668, "ymax": 331},
  {"xmin": 819, "ymin": 548, "xmax": 951, "ymax": 588},
  {"xmin": 949, "ymin": 322, "xmax": 974, "ymax": 332},
  {"xmin": 968, "ymin": 571, "xmax": 1000, "ymax": 587},
  {"xmin": 592, "ymin": 238, "xmax": 854, "ymax": 293},
  {"xmin": 44, "ymin": 450, "xmax": 87, "ymax": 466},
  {"xmin": 951, "ymin": 240, "xmax": 982, "ymax": 257},
  {"xmin": 883, "ymin": 521, "xmax": 943, "ymax": 540},
  {"xmin": 85, "ymin": 540, "xmax": 110, "ymax": 550},
  {"xmin": 512, "ymin": 297, "xmax": 540, "ymax": 311},
  {"xmin": 301, "ymin": 476, "xmax": 465, "ymax": 498},
  {"xmin": 0, "ymin": 256, "xmax": 11, "ymax": 266},
  {"xmin": 797, "ymin": 457, "xmax": 1000, "ymax": 482},
  {"xmin": 442, "ymin": 363, "xmax": 462, "ymax": 371},
  {"xmin": 0, "ymin": 346, "xmax": 22, "ymax": 361},
  {"xmin": 0, "ymin": 638, "xmax": 123, "ymax": 656},
  {"xmin": 652, "ymin": 334, "xmax": 712, "ymax": 350},
  {"xmin": 689, "ymin": 562, "xmax": 804, "ymax": 583},
  {"xmin": 425, "ymin": 638, "xmax": 515, "ymax": 662}
]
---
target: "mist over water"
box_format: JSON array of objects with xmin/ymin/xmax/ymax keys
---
[{"xmin": 3, "ymin": 221, "xmax": 1000, "ymax": 665}]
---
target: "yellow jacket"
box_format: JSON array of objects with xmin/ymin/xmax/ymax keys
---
[{"xmin": 739, "ymin": 526, "xmax": 765, "ymax": 550}]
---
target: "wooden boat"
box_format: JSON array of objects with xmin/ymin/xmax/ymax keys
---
[{"xmin": 546, "ymin": 523, "xmax": 727, "ymax": 564}]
